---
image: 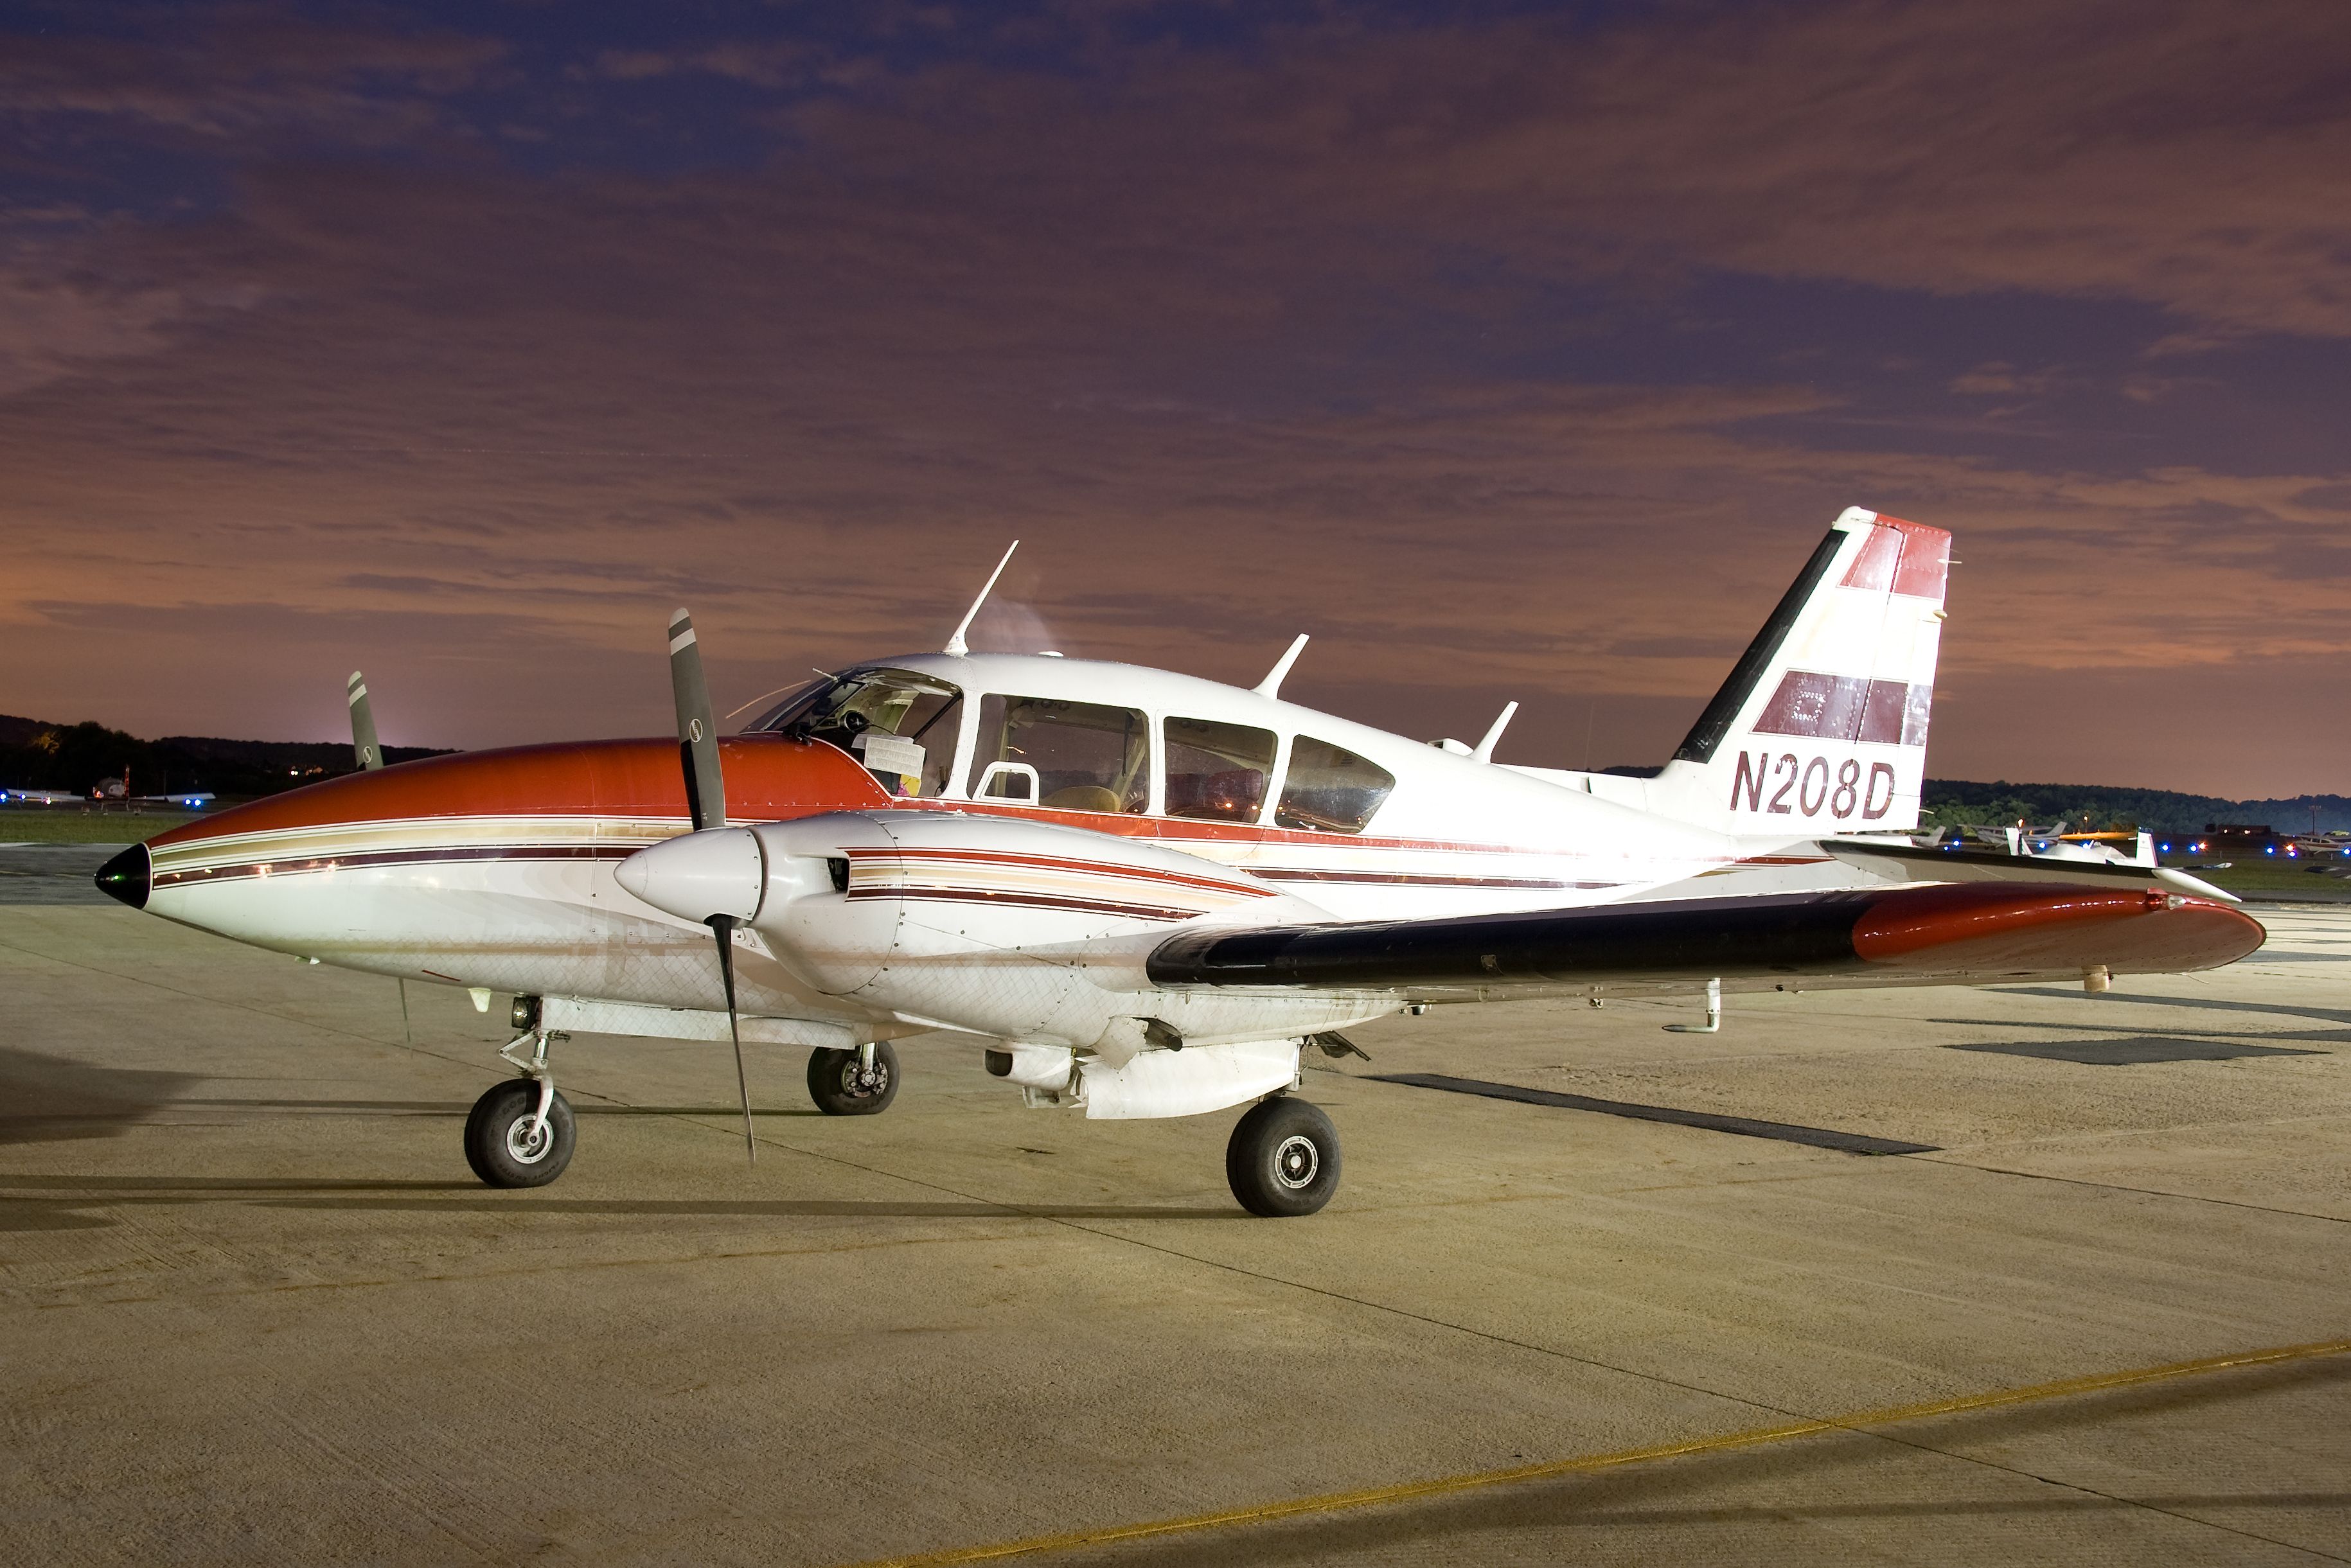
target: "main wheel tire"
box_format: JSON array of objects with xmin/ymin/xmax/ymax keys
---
[
  {"xmin": 463, "ymin": 1079, "xmax": 576, "ymax": 1188},
  {"xmin": 806, "ymin": 1042, "xmax": 900, "ymax": 1116},
  {"xmin": 1226, "ymin": 1096, "xmax": 1341, "ymax": 1217}
]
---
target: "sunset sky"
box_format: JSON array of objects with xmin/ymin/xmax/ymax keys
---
[{"xmin": 4, "ymin": 1, "xmax": 2348, "ymax": 798}]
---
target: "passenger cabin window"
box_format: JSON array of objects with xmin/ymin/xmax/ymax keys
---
[
  {"xmin": 750, "ymin": 668, "xmax": 963, "ymax": 799},
  {"xmin": 970, "ymin": 695, "xmax": 1149, "ymax": 814},
  {"xmin": 1275, "ymin": 737, "xmax": 1396, "ymax": 834},
  {"xmin": 1164, "ymin": 718, "xmax": 1277, "ymax": 824}
]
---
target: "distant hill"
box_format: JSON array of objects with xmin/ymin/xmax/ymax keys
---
[
  {"xmin": 1921, "ymin": 779, "xmax": 2351, "ymax": 836},
  {"xmin": 0, "ymin": 716, "xmax": 452, "ymax": 800}
]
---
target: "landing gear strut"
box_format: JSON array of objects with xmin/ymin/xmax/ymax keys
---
[
  {"xmin": 1226, "ymin": 1096, "xmax": 1341, "ymax": 1217},
  {"xmin": 465, "ymin": 1021, "xmax": 576, "ymax": 1188},
  {"xmin": 807, "ymin": 1041, "xmax": 900, "ymax": 1116}
]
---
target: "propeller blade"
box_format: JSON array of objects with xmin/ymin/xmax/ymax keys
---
[
  {"xmin": 711, "ymin": 915, "xmax": 756, "ymax": 1165},
  {"xmin": 348, "ymin": 671, "xmax": 382, "ymax": 771},
  {"xmin": 666, "ymin": 608, "xmax": 754, "ymax": 1166},
  {"xmin": 668, "ymin": 610, "xmax": 726, "ymax": 832}
]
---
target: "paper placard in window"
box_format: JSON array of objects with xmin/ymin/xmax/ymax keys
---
[{"xmin": 855, "ymin": 733, "xmax": 926, "ymax": 779}]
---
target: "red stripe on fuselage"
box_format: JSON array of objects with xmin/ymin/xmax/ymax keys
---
[
  {"xmin": 847, "ymin": 886, "xmax": 1199, "ymax": 922},
  {"xmin": 151, "ymin": 843, "xmax": 641, "ymax": 889},
  {"xmin": 1251, "ymin": 868, "xmax": 1617, "ymax": 890},
  {"xmin": 845, "ymin": 845, "xmax": 1269, "ymax": 897}
]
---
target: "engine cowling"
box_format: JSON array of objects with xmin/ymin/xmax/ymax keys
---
[{"xmin": 619, "ymin": 810, "xmax": 1306, "ymax": 1045}]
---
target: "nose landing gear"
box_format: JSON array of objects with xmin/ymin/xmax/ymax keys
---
[{"xmin": 465, "ymin": 1022, "xmax": 576, "ymax": 1188}]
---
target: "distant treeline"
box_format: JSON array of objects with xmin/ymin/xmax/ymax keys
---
[
  {"xmin": 1921, "ymin": 779, "xmax": 2351, "ymax": 836},
  {"xmin": 0, "ymin": 716, "xmax": 451, "ymax": 800}
]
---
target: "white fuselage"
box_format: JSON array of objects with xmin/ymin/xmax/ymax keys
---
[{"xmin": 138, "ymin": 652, "xmax": 1817, "ymax": 1049}]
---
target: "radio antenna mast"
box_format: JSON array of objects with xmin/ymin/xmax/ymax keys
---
[{"xmin": 943, "ymin": 541, "xmax": 1020, "ymax": 658}]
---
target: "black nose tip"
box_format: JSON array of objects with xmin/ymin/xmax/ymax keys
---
[{"xmin": 94, "ymin": 843, "xmax": 150, "ymax": 910}]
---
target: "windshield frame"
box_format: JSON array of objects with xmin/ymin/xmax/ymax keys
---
[{"xmin": 747, "ymin": 666, "xmax": 970, "ymax": 799}]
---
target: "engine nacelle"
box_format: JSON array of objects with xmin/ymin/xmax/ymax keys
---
[
  {"xmin": 621, "ymin": 809, "xmax": 1385, "ymax": 1051},
  {"xmin": 985, "ymin": 1038, "xmax": 1300, "ymax": 1119},
  {"xmin": 756, "ymin": 811, "xmax": 1291, "ymax": 1042},
  {"xmin": 1073, "ymin": 1039, "xmax": 1300, "ymax": 1119}
]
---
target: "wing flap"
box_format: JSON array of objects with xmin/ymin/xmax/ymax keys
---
[{"xmin": 1146, "ymin": 882, "xmax": 2263, "ymax": 996}]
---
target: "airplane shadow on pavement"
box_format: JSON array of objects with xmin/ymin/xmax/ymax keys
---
[
  {"xmin": 0, "ymin": 1043, "xmax": 204, "ymax": 1147},
  {"xmin": 0, "ymin": 1171, "xmax": 1239, "ymax": 1229},
  {"xmin": 168, "ymin": 1098, "xmax": 828, "ymax": 1117}
]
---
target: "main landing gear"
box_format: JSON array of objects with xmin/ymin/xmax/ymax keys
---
[
  {"xmin": 807, "ymin": 1041, "xmax": 900, "ymax": 1116},
  {"xmin": 466, "ymin": 1023, "xmax": 576, "ymax": 1188},
  {"xmin": 1226, "ymin": 1096, "xmax": 1342, "ymax": 1217}
]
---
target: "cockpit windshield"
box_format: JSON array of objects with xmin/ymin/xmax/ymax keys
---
[{"xmin": 746, "ymin": 667, "xmax": 964, "ymax": 798}]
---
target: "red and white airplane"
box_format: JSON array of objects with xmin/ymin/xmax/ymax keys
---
[{"xmin": 93, "ymin": 509, "xmax": 2262, "ymax": 1215}]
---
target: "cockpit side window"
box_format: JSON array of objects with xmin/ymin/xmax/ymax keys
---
[
  {"xmin": 1274, "ymin": 737, "xmax": 1396, "ymax": 834},
  {"xmin": 1164, "ymin": 718, "xmax": 1277, "ymax": 824},
  {"xmin": 752, "ymin": 668, "xmax": 964, "ymax": 798},
  {"xmin": 970, "ymin": 695, "xmax": 1149, "ymax": 814}
]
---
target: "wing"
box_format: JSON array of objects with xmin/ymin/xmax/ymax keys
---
[{"xmin": 1146, "ymin": 881, "xmax": 2264, "ymax": 1002}]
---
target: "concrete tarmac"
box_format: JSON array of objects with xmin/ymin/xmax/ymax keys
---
[{"xmin": 2, "ymin": 853, "xmax": 2345, "ymax": 1566}]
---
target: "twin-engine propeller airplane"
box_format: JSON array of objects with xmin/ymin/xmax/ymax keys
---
[{"xmin": 93, "ymin": 510, "xmax": 2263, "ymax": 1215}]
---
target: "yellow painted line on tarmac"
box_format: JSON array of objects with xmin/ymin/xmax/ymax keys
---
[{"xmin": 849, "ymin": 1335, "xmax": 2351, "ymax": 1567}]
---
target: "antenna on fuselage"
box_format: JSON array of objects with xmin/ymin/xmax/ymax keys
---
[
  {"xmin": 943, "ymin": 541, "xmax": 1020, "ymax": 657},
  {"xmin": 1472, "ymin": 701, "xmax": 1519, "ymax": 763},
  {"xmin": 1254, "ymin": 634, "xmax": 1309, "ymax": 699}
]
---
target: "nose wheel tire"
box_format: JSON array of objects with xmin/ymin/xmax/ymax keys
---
[
  {"xmin": 464, "ymin": 1079, "xmax": 576, "ymax": 1188},
  {"xmin": 1226, "ymin": 1096, "xmax": 1341, "ymax": 1217},
  {"xmin": 807, "ymin": 1042, "xmax": 900, "ymax": 1116}
]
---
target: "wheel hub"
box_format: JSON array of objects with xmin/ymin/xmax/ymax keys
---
[
  {"xmin": 1273, "ymin": 1132, "xmax": 1319, "ymax": 1189},
  {"xmin": 506, "ymin": 1116, "xmax": 552, "ymax": 1164}
]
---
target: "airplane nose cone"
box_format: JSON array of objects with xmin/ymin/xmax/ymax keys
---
[{"xmin": 94, "ymin": 843, "xmax": 151, "ymax": 910}]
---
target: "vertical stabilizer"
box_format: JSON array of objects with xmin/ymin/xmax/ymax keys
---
[{"xmin": 1647, "ymin": 507, "xmax": 1948, "ymax": 834}]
